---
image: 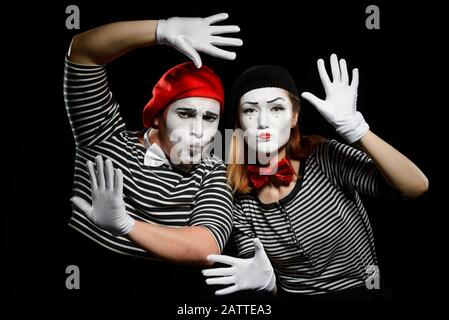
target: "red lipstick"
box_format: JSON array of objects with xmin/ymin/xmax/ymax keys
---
[{"xmin": 258, "ymin": 132, "xmax": 271, "ymax": 140}]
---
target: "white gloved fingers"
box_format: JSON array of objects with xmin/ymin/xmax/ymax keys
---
[
  {"xmin": 340, "ymin": 59, "xmax": 349, "ymax": 85},
  {"xmin": 86, "ymin": 160, "xmax": 98, "ymax": 190},
  {"xmin": 253, "ymin": 238, "xmax": 263, "ymax": 250},
  {"xmin": 114, "ymin": 168, "xmax": 123, "ymax": 196},
  {"xmin": 317, "ymin": 59, "xmax": 331, "ymax": 93},
  {"xmin": 205, "ymin": 13, "xmax": 229, "ymax": 24},
  {"xmin": 104, "ymin": 159, "xmax": 114, "ymax": 191},
  {"xmin": 70, "ymin": 196, "xmax": 95, "ymax": 221},
  {"xmin": 199, "ymin": 44, "xmax": 236, "ymax": 60},
  {"xmin": 202, "ymin": 266, "xmax": 236, "ymax": 277},
  {"xmin": 253, "ymin": 238, "xmax": 266, "ymax": 261},
  {"xmin": 210, "ymin": 25, "xmax": 241, "ymax": 35},
  {"xmin": 174, "ymin": 36, "xmax": 202, "ymax": 68},
  {"xmin": 330, "ymin": 53, "xmax": 341, "ymax": 83},
  {"xmin": 158, "ymin": 14, "xmax": 241, "ymax": 64},
  {"xmin": 207, "ymin": 254, "xmax": 240, "ymax": 266},
  {"xmin": 253, "ymin": 238, "xmax": 273, "ymax": 270},
  {"xmin": 205, "ymin": 240, "xmax": 275, "ymax": 294},
  {"xmin": 206, "ymin": 275, "xmax": 236, "ymax": 286},
  {"xmin": 95, "ymin": 155, "xmax": 105, "ymax": 190},
  {"xmin": 350, "ymin": 68, "xmax": 359, "ymax": 90},
  {"xmin": 301, "ymin": 92, "xmax": 325, "ymax": 110},
  {"xmin": 210, "ymin": 36, "xmax": 243, "ymax": 47},
  {"xmin": 309, "ymin": 54, "xmax": 366, "ymax": 143},
  {"xmin": 79, "ymin": 158, "xmax": 132, "ymax": 236},
  {"xmin": 215, "ymin": 284, "xmax": 239, "ymax": 296}
]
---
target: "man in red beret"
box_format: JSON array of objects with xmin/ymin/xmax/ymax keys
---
[
  {"xmin": 64, "ymin": 13, "xmax": 242, "ymax": 297},
  {"xmin": 142, "ymin": 61, "xmax": 225, "ymax": 169}
]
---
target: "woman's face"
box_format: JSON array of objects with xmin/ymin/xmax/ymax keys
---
[
  {"xmin": 239, "ymin": 87, "xmax": 297, "ymax": 155},
  {"xmin": 158, "ymin": 97, "xmax": 220, "ymax": 165}
]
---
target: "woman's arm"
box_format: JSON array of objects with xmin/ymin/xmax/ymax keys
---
[
  {"xmin": 301, "ymin": 54, "xmax": 428, "ymax": 198},
  {"xmin": 69, "ymin": 20, "xmax": 158, "ymax": 65},
  {"xmin": 357, "ymin": 131, "xmax": 428, "ymax": 198}
]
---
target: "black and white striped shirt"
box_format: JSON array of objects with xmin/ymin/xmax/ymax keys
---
[
  {"xmin": 233, "ymin": 140, "xmax": 399, "ymax": 294},
  {"xmin": 64, "ymin": 58, "xmax": 233, "ymax": 258}
]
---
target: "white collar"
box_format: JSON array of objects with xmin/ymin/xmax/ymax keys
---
[{"xmin": 143, "ymin": 129, "xmax": 171, "ymax": 168}]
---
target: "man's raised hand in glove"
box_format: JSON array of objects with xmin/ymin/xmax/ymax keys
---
[
  {"xmin": 301, "ymin": 53, "xmax": 369, "ymax": 144},
  {"xmin": 70, "ymin": 156, "xmax": 135, "ymax": 237},
  {"xmin": 202, "ymin": 238, "xmax": 276, "ymax": 295},
  {"xmin": 157, "ymin": 13, "xmax": 243, "ymax": 68}
]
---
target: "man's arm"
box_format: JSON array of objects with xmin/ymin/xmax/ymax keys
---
[
  {"xmin": 127, "ymin": 222, "xmax": 219, "ymax": 266},
  {"xmin": 64, "ymin": 14, "xmax": 242, "ymax": 147},
  {"xmin": 71, "ymin": 156, "xmax": 229, "ymax": 266},
  {"xmin": 68, "ymin": 20, "xmax": 158, "ymax": 65},
  {"xmin": 68, "ymin": 13, "xmax": 242, "ymax": 67},
  {"xmin": 127, "ymin": 159, "xmax": 233, "ymax": 265},
  {"xmin": 64, "ymin": 20, "xmax": 154, "ymax": 146}
]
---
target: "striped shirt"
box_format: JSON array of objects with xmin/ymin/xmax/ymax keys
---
[
  {"xmin": 64, "ymin": 58, "xmax": 233, "ymax": 258},
  {"xmin": 233, "ymin": 140, "xmax": 399, "ymax": 294}
]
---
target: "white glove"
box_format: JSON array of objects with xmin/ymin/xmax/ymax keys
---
[
  {"xmin": 156, "ymin": 13, "xmax": 243, "ymax": 68},
  {"xmin": 70, "ymin": 155, "xmax": 135, "ymax": 237},
  {"xmin": 202, "ymin": 238, "xmax": 276, "ymax": 295},
  {"xmin": 301, "ymin": 53, "xmax": 369, "ymax": 143}
]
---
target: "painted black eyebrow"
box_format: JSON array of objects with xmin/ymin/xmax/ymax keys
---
[
  {"xmin": 176, "ymin": 108, "xmax": 218, "ymax": 118},
  {"xmin": 242, "ymin": 97, "xmax": 285, "ymax": 105},
  {"xmin": 267, "ymin": 97, "xmax": 285, "ymax": 104},
  {"xmin": 204, "ymin": 111, "xmax": 218, "ymax": 117},
  {"xmin": 175, "ymin": 107, "xmax": 196, "ymax": 113}
]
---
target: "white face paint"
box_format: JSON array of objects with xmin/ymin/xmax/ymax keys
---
[
  {"xmin": 160, "ymin": 97, "xmax": 220, "ymax": 165},
  {"xmin": 239, "ymin": 87, "xmax": 296, "ymax": 156}
]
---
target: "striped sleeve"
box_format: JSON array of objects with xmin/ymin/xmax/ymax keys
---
[
  {"xmin": 63, "ymin": 57, "xmax": 126, "ymax": 147},
  {"xmin": 315, "ymin": 140, "xmax": 400, "ymax": 199},
  {"xmin": 189, "ymin": 162, "xmax": 233, "ymax": 252},
  {"xmin": 232, "ymin": 198, "xmax": 256, "ymax": 258}
]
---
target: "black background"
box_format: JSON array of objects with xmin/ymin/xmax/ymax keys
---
[{"xmin": 3, "ymin": 0, "xmax": 445, "ymax": 314}]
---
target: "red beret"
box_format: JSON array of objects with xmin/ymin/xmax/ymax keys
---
[{"xmin": 143, "ymin": 62, "xmax": 224, "ymax": 128}]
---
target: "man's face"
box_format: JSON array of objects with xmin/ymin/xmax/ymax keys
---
[
  {"xmin": 158, "ymin": 97, "xmax": 220, "ymax": 165},
  {"xmin": 239, "ymin": 87, "xmax": 297, "ymax": 156}
]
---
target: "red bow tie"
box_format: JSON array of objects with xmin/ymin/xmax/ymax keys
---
[{"xmin": 247, "ymin": 158, "xmax": 295, "ymax": 190}]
